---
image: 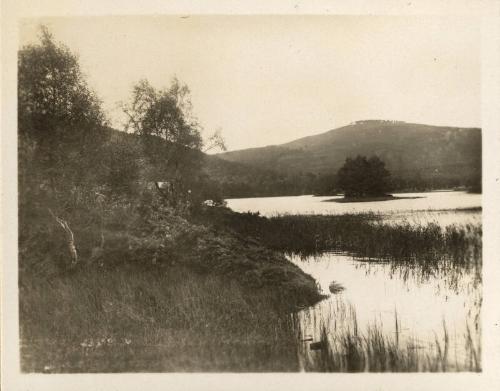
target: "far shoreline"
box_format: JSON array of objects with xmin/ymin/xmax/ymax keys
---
[
  {"xmin": 322, "ymin": 194, "xmax": 424, "ymax": 203},
  {"xmin": 224, "ymin": 189, "xmax": 478, "ymax": 201}
]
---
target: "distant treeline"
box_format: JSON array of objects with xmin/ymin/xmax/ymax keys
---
[
  {"xmin": 212, "ymin": 119, "xmax": 481, "ymax": 198},
  {"xmin": 207, "ymin": 168, "xmax": 481, "ymax": 199}
]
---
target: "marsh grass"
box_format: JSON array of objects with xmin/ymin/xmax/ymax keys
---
[
  {"xmin": 205, "ymin": 209, "xmax": 481, "ymax": 268},
  {"xmin": 20, "ymin": 265, "xmax": 302, "ymax": 372},
  {"xmin": 269, "ymin": 215, "xmax": 481, "ymax": 266},
  {"xmin": 297, "ymin": 304, "xmax": 481, "ymax": 372}
]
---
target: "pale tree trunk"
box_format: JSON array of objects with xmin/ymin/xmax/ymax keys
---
[{"xmin": 48, "ymin": 209, "xmax": 78, "ymax": 267}]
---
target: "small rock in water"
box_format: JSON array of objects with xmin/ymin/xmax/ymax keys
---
[{"xmin": 329, "ymin": 281, "xmax": 345, "ymax": 294}]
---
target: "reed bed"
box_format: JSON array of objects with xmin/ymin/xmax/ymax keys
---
[
  {"xmin": 205, "ymin": 209, "xmax": 482, "ymax": 268},
  {"xmin": 296, "ymin": 303, "xmax": 481, "ymax": 372},
  {"xmin": 268, "ymin": 215, "xmax": 481, "ymax": 264}
]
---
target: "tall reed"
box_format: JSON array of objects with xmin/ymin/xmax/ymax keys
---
[
  {"xmin": 296, "ymin": 304, "xmax": 481, "ymax": 372},
  {"xmin": 205, "ymin": 209, "xmax": 482, "ymax": 270}
]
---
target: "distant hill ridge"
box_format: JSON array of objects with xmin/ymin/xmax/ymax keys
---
[{"xmin": 215, "ymin": 120, "xmax": 481, "ymax": 185}]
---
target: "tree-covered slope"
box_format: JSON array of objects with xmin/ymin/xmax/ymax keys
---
[{"xmin": 215, "ymin": 120, "xmax": 481, "ymax": 190}]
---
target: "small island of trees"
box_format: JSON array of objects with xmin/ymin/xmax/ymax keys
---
[{"xmin": 336, "ymin": 155, "xmax": 392, "ymax": 200}]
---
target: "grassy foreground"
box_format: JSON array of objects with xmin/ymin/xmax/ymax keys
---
[
  {"xmin": 19, "ymin": 197, "xmax": 323, "ymax": 372},
  {"xmin": 20, "ymin": 265, "xmax": 303, "ymax": 372}
]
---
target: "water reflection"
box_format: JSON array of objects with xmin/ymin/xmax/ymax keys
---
[{"xmin": 290, "ymin": 253, "xmax": 481, "ymax": 372}]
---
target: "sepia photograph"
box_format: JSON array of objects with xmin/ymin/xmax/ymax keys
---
[{"xmin": 2, "ymin": 1, "xmax": 500, "ymax": 390}]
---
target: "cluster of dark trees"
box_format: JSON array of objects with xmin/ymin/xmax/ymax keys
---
[{"xmin": 336, "ymin": 155, "xmax": 391, "ymax": 197}]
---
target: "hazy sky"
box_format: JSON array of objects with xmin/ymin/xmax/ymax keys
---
[{"xmin": 20, "ymin": 15, "xmax": 481, "ymax": 151}]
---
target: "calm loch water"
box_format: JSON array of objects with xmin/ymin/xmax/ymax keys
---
[
  {"xmin": 226, "ymin": 191, "xmax": 481, "ymax": 227},
  {"xmin": 290, "ymin": 253, "xmax": 481, "ymax": 372},
  {"xmin": 227, "ymin": 191, "xmax": 482, "ymax": 371}
]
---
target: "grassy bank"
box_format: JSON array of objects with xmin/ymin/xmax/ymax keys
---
[
  {"xmin": 20, "ymin": 265, "xmax": 303, "ymax": 372},
  {"xmin": 19, "ymin": 196, "xmax": 323, "ymax": 372}
]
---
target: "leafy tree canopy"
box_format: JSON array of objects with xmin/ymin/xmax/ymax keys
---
[
  {"xmin": 122, "ymin": 78, "xmax": 204, "ymax": 183},
  {"xmin": 336, "ymin": 155, "xmax": 391, "ymax": 198},
  {"xmin": 18, "ymin": 26, "xmax": 108, "ymax": 203},
  {"xmin": 121, "ymin": 78, "xmax": 226, "ymax": 204},
  {"xmin": 122, "ymin": 78, "xmax": 202, "ymax": 149},
  {"xmin": 18, "ymin": 26, "xmax": 105, "ymax": 141}
]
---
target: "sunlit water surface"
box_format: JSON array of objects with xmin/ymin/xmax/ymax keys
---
[{"xmin": 226, "ymin": 191, "xmax": 481, "ymax": 227}]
